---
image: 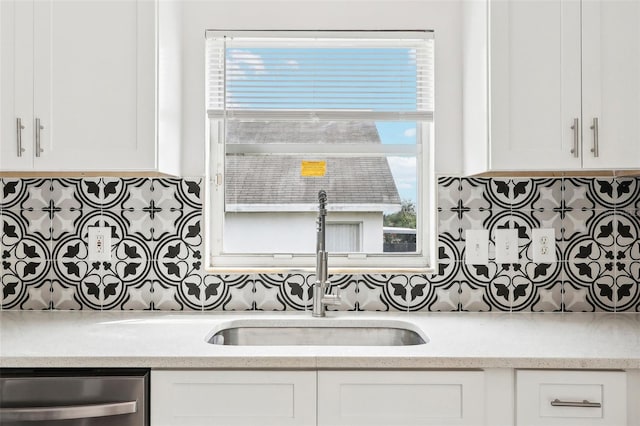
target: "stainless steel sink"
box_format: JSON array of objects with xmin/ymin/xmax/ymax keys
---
[{"xmin": 206, "ymin": 319, "xmax": 428, "ymax": 346}]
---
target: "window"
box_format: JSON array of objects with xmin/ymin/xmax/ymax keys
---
[
  {"xmin": 205, "ymin": 30, "xmax": 435, "ymax": 271},
  {"xmin": 327, "ymin": 223, "xmax": 362, "ymax": 253}
]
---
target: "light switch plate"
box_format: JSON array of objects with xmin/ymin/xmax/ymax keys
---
[
  {"xmin": 465, "ymin": 229, "xmax": 489, "ymax": 265},
  {"xmin": 495, "ymin": 228, "xmax": 519, "ymax": 263},
  {"xmin": 531, "ymin": 228, "xmax": 556, "ymax": 263},
  {"xmin": 88, "ymin": 226, "xmax": 111, "ymax": 261}
]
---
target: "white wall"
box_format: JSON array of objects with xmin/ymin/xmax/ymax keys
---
[
  {"xmin": 225, "ymin": 211, "xmax": 383, "ymax": 253},
  {"xmin": 179, "ymin": 0, "xmax": 463, "ymax": 177},
  {"xmin": 158, "ymin": 0, "xmax": 183, "ymax": 175}
]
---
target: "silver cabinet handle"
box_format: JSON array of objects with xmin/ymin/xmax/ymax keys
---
[
  {"xmin": 16, "ymin": 117, "xmax": 26, "ymax": 157},
  {"xmin": 590, "ymin": 117, "xmax": 599, "ymax": 157},
  {"xmin": 570, "ymin": 118, "xmax": 579, "ymax": 158},
  {"xmin": 550, "ymin": 398, "xmax": 601, "ymax": 408},
  {"xmin": 0, "ymin": 401, "xmax": 137, "ymax": 422},
  {"xmin": 35, "ymin": 118, "xmax": 44, "ymax": 157}
]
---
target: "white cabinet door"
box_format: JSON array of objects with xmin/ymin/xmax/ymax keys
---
[
  {"xmin": 516, "ymin": 370, "xmax": 627, "ymax": 426},
  {"xmin": 0, "ymin": 0, "xmax": 34, "ymax": 170},
  {"xmin": 151, "ymin": 370, "xmax": 316, "ymax": 426},
  {"xmin": 317, "ymin": 370, "xmax": 485, "ymax": 426},
  {"xmin": 582, "ymin": 0, "xmax": 640, "ymax": 169},
  {"xmin": 1, "ymin": 0, "xmax": 156, "ymax": 172},
  {"xmin": 489, "ymin": 0, "xmax": 582, "ymax": 171}
]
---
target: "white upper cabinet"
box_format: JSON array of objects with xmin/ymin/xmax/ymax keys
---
[
  {"xmin": 463, "ymin": 0, "xmax": 640, "ymax": 174},
  {"xmin": 488, "ymin": 0, "xmax": 581, "ymax": 171},
  {"xmin": 1, "ymin": 0, "xmax": 164, "ymax": 172},
  {"xmin": 581, "ymin": 0, "xmax": 640, "ymax": 169}
]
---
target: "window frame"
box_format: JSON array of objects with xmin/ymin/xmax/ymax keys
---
[{"xmin": 204, "ymin": 30, "xmax": 436, "ymax": 273}]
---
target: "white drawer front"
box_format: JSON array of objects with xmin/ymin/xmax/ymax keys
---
[
  {"xmin": 516, "ymin": 370, "xmax": 626, "ymax": 426},
  {"xmin": 318, "ymin": 370, "xmax": 484, "ymax": 426},
  {"xmin": 151, "ymin": 370, "xmax": 316, "ymax": 426}
]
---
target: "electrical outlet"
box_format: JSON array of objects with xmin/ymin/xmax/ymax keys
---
[
  {"xmin": 465, "ymin": 229, "xmax": 489, "ymax": 265},
  {"xmin": 495, "ymin": 228, "xmax": 519, "ymax": 263},
  {"xmin": 532, "ymin": 228, "xmax": 556, "ymax": 263},
  {"xmin": 88, "ymin": 226, "xmax": 111, "ymax": 261}
]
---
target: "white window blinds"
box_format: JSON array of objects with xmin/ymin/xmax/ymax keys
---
[{"xmin": 206, "ymin": 31, "xmax": 434, "ymax": 121}]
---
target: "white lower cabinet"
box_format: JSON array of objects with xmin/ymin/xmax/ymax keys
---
[
  {"xmin": 151, "ymin": 369, "xmax": 633, "ymax": 426},
  {"xmin": 151, "ymin": 370, "xmax": 316, "ymax": 426},
  {"xmin": 516, "ymin": 370, "xmax": 627, "ymax": 426},
  {"xmin": 151, "ymin": 370, "xmax": 485, "ymax": 426},
  {"xmin": 317, "ymin": 370, "xmax": 485, "ymax": 426}
]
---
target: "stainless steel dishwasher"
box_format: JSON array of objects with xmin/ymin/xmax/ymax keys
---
[{"xmin": 0, "ymin": 369, "xmax": 149, "ymax": 425}]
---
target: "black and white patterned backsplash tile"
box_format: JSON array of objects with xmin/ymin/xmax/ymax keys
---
[{"xmin": 1, "ymin": 176, "xmax": 639, "ymax": 312}]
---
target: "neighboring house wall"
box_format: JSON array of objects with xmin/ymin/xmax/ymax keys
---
[{"xmin": 224, "ymin": 212, "xmax": 383, "ymax": 253}]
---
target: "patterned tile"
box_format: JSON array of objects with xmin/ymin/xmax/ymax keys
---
[
  {"xmin": 459, "ymin": 262, "xmax": 512, "ymax": 312},
  {"xmin": 527, "ymin": 178, "xmax": 563, "ymax": 211},
  {"xmin": 563, "ymin": 178, "xmax": 615, "ymax": 210},
  {"xmin": 407, "ymin": 268, "xmax": 460, "ymax": 312},
  {"xmin": 614, "ymin": 262, "xmax": 640, "ymax": 312},
  {"xmin": 510, "ymin": 262, "xmax": 563, "ymax": 312},
  {"xmin": 151, "ymin": 280, "xmax": 185, "ymax": 311},
  {"xmin": 326, "ymin": 274, "xmax": 359, "ymax": 312},
  {"xmin": 613, "ymin": 177, "xmax": 640, "ymax": 210},
  {"xmin": 562, "ymin": 280, "xmax": 594, "ymax": 312},
  {"xmin": 357, "ymin": 274, "xmax": 408, "ymax": 312},
  {"xmin": 177, "ymin": 178, "xmax": 204, "ymax": 211},
  {"xmin": 120, "ymin": 279, "xmax": 155, "ymax": 311},
  {"xmin": 459, "ymin": 178, "xmax": 501, "ymax": 211},
  {"xmin": 2, "ymin": 258, "xmax": 51, "ymax": 310},
  {"xmin": 253, "ymin": 274, "xmax": 288, "ymax": 311},
  {"xmin": 563, "ymin": 261, "xmax": 616, "ymax": 312},
  {"xmin": 50, "ymin": 278, "xmax": 83, "ymax": 310},
  {"xmin": 203, "ymin": 274, "xmax": 253, "ymax": 311},
  {"xmin": 253, "ymin": 273, "xmax": 311, "ymax": 311},
  {"xmin": 459, "ymin": 281, "xmax": 492, "ymax": 312},
  {"xmin": 437, "ymin": 176, "xmax": 460, "ymax": 212},
  {"xmin": 1, "ymin": 176, "xmax": 637, "ymax": 313},
  {"xmin": 562, "ymin": 210, "xmax": 616, "ymax": 263},
  {"xmin": 1, "ymin": 179, "xmax": 46, "ymax": 210}
]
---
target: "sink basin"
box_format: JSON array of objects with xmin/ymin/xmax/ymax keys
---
[{"xmin": 206, "ymin": 319, "xmax": 428, "ymax": 346}]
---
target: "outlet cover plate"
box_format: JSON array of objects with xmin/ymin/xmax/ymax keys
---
[
  {"xmin": 531, "ymin": 228, "xmax": 556, "ymax": 263},
  {"xmin": 495, "ymin": 228, "xmax": 519, "ymax": 263},
  {"xmin": 465, "ymin": 229, "xmax": 489, "ymax": 265},
  {"xmin": 88, "ymin": 226, "xmax": 111, "ymax": 261}
]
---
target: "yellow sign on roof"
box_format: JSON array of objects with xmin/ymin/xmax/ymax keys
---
[{"xmin": 301, "ymin": 160, "xmax": 326, "ymax": 177}]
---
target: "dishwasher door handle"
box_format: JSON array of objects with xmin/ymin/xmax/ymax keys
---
[{"xmin": 0, "ymin": 401, "xmax": 137, "ymax": 422}]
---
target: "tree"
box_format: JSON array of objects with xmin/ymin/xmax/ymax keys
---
[{"xmin": 383, "ymin": 199, "xmax": 416, "ymax": 229}]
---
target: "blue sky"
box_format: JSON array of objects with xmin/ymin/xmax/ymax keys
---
[
  {"xmin": 225, "ymin": 45, "xmax": 419, "ymax": 205},
  {"xmin": 376, "ymin": 122, "xmax": 417, "ymax": 203}
]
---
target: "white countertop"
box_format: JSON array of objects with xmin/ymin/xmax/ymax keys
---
[{"xmin": 1, "ymin": 311, "xmax": 639, "ymax": 369}]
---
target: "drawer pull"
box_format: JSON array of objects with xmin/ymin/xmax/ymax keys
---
[
  {"xmin": 590, "ymin": 117, "xmax": 599, "ymax": 157},
  {"xmin": 550, "ymin": 399, "xmax": 601, "ymax": 408},
  {"xmin": 16, "ymin": 117, "xmax": 26, "ymax": 157},
  {"xmin": 570, "ymin": 117, "xmax": 579, "ymax": 157},
  {"xmin": 35, "ymin": 118, "xmax": 44, "ymax": 157}
]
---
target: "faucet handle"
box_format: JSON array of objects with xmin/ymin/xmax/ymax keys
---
[{"xmin": 322, "ymin": 286, "xmax": 342, "ymax": 306}]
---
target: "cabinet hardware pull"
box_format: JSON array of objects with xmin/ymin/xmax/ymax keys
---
[
  {"xmin": 35, "ymin": 118, "xmax": 44, "ymax": 157},
  {"xmin": 590, "ymin": 117, "xmax": 599, "ymax": 157},
  {"xmin": 550, "ymin": 398, "xmax": 601, "ymax": 408},
  {"xmin": 16, "ymin": 118, "xmax": 26, "ymax": 157},
  {"xmin": 570, "ymin": 118, "xmax": 579, "ymax": 157},
  {"xmin": 0, "ymin": 401, "xmax": 137, "ymax": 422}
]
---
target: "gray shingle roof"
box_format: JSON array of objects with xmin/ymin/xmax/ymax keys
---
[{"xmin": 225, "ymin": 121, "xmax": 401, "ymax": 207}]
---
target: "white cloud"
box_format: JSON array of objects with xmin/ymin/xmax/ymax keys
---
[
  {"xmin": 227, "ymin": 49, "xmax": 266, "ymax": 76},
  {"xmin": 387, "ymin": 157, "xmax": 417, "ymax": 192},
  {"xmin": 403, "ymin": 128, "xmax": 417, "ymax": 138}
]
